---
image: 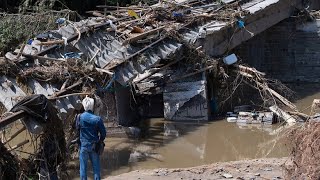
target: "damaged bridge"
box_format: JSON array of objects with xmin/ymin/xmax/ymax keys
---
[{"xmin": 0, "ymin": 0, "xmax": 319, "ymax": 125}]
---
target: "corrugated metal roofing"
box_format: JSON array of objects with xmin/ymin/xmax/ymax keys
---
[
  {"xmin": 0, "ymin": 0, "xmax": 292, "ymax": 115},
  {"xmin": 0, "ymin": 76, "xmax": 81, "ymax": 119}
]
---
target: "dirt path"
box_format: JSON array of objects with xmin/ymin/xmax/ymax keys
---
[{"xmin": 106, "ymin": 158, "xmax": 289, "ymax": 180}]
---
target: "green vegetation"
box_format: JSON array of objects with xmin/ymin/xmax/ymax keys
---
[
  {"xmin": 0, "ymin": 11, "xmax": 73, "ymax": 54},
  {"xmin": 0, "ymin": 0, "xmax": 157, "ymax": 54}
]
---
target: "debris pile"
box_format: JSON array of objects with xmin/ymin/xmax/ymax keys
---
[
  {"xmin": 286, "ymin": 121, "xmax": 320, "ymax": 179},
  {"xmin": 0, "ymin": 0, "xmax": 317, "ymax": 178},
  {"xmin": 0, "ymin": 95, "xmax": 66, "ymax": 179}
]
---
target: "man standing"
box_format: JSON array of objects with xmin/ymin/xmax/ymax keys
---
[{"xmin": 79, "ymin": 96, "xmax": 106, "ymax": 180}]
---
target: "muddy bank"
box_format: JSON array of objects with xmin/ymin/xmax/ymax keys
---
[{"xmin": 107, "ymin": 158, "xmax": 288, "ymax": 180}]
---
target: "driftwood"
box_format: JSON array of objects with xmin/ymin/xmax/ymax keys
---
[
  {"xmin": 36, "ymin": 40, "xmax": 65, "ymax": 46},
  {"xmin": 167, "ymin": 65, "xmax": 215, "ymax": 83},
  {"xmin": 117, "ymin": 18, "xmax": 147, "ymax": 29},
  {"xmin": 134, "ymin": 59, "xmax": 180, "ymax": 83},
  {"xmin": 237, "ymin": 64, "xmax": 266, "ymax": 76},
  {"xmin": 22, "ymin": 53, "xmax": 66, "ymax": 62},
  {"xmin": 95, "ymin": 68, "xmax": 114, "ymax": 75},
  {"xmin": 96, "ymin": 5, "xmax": 145, "ymax": 10},
  {"xmin": 52, "ymin": 79, "xmax": 83, "ymax": 98},
  {"xmin": 123, "ymin": 26, "xmax": 165, "ymax": 45},
  {"xmin": 287, "ymin": 111, "xmax": 310, "ymax": 120},
  {"xmin": 256, "ymin": 81, "xmax": 297, "ymax": 110},
  {"xmin": 0, "ymin": 111, "xmax": 26, "ymax": 129},
  {"xmin": 90, "ymin": 49, "xmax": 101, "ymax": 62},
  {"xmin": 3, "ymin": 126, "xmax": 26, "ymax": 145},
  {"xmin": 9, "ymin": 140, "xmax": 29, "ymax": 151},
  {"xmin": 86, "ymin": 11, "xmax": 106, "ymax": 18},
  {"xmin": 48, "ymin": 92, "xmax": 91, "ymax": 100},
  {"xmin": 237, "ymin": 64, "xmax": 297, "ymax": 110},
  {"xmin": 15, "ymin": 44, "xmax": 26, "ymax": 60},
  {"xmin": 269, "ymin": 105, "xmax": 296, "ymax": 125}
]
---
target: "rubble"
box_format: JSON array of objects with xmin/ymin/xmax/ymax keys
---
[{"xmin": 0, "ymin": 0, "xmax": 318, "ymax": 179}]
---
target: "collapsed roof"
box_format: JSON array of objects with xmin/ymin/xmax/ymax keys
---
[{"xmin": 0, "ymin": 0, "xmax": 310, "ymax": 118}]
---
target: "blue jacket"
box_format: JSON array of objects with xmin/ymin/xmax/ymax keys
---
[{"xmin": 79, "ymin": 111, "xmax": 106, "ymax": 150}]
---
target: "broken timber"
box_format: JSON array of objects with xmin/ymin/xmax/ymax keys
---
[
  {"xmin": 269, "ymin": 105, "xmax": 296, "ymax": 125},
  {"xmin": 122, "ymin": 26, "xmax": 165, "ymax": 45}
]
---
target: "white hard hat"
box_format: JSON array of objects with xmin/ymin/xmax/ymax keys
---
[{"xmin": 82, "ymin": 95, "xmax": 94, "ymax": 111}]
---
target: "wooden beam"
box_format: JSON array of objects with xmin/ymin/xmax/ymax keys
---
[
  {"xmin": 96, "ymin": 5, "xmax": 144, "ymax": 10},
  {"xmin": 9, "ymin": 139, "xmax": 29, "ymax": 151},
  {"xmin": 0, "ymin": 110, "xmax": 26, "ymax": 129},
  {"xmin": 167, "ymin": 65, "xmax": 214, "ymax": 83},
  {"xmin": 3, "ymin": 126, "xmax": 26, "ymax": 145},
  {"xmin": 122, "ymin": 26, "xmax": 165, "ymax": 45},
  {"xmin": 134, "ymin": 59, "xmax": 180, "ymax": 83},
  {"xmin": 269, "ymin": 105, "xmax": 296, "ymax": 125},
  {"xmin": 256, "ymin": 81, "xmax": 297, "ymax": 110},
  {"xmin": 95, "ymin": 68, "xmax": 114, "ymax": 75},
  {"xmin": 49, "ymin": 92, "xmax": 91, "ymax": 100},
  {"xmin": 36, "ymin": 40, "xmax": 65, "ymax": 46},
  {"xmin": 22, "ymin": 53, "xmax": 66, "ymax": 62},
  {"xmin": 52, "ymin": 79, "xmax": 83, "ymax": 97}
]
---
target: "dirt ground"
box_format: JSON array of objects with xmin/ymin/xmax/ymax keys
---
[{"xmin": 106, "ymin": 158, "xmax": 289, "ymax": 180}]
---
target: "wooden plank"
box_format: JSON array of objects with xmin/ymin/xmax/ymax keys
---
[
  {"xmin": 122, "ymin": 26, "xmax": 165, "ymax": 45},
  {"xmin": 48, "ymin": 93, "xmax": 90, "ymax": 100},
  {"xmin": 134, "ymin": 59, "xmax": 180, "ymax": 83},
  {"xmin": 269, "ymin": 105, "xmax": 296, "ymax": 125},
  {"xmin": 9, "ymin": 139, "xmax": 29, "ymax": 151},
  {"xmin": 167, "ymin": 65, "xmax": 214, "ymax": 83},
  {"xmin": 52, "ymin": 79, "xmax": 83, "ymax": 97},
  {"xmin": 36, "ymin": 40, "xmax": 65, "ymax": 46},
  {"xmin": 95, "ymin": 68, "xmax": 114, "ymax": 75},
  {"xmin": 0, "ymin": 110, "xmax": 26, "ymax": 129},
  {"xmin": 22, "ymin": 53, "xmax": 66, "ymax": 62},
  {"xmin": 3, "ymin": 126, "xmax": 26, "ymax": 145},
  {"xmin": 256, "ymin": 81, "xmax": 297, "ymax": 110}
]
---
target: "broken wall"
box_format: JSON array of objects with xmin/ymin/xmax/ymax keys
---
[
  {"xmin": 236, "ymin": 18, "xmax": 320, "ymax": 82},
  {"xmin": 163, "ymin": 73, "xmax": 208, "ymax": 121}
]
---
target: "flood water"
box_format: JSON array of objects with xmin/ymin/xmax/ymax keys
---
[
  {"xmin": 73, "ymin": 84, "xmax": 320, "ymax": 179},
  {"xmin": 2, "ymin": 83, "xmax": 316, "ymax": 179},
  {"xmin": 73, "ymin": 120, "xmax": 289, "ymax": 179}
]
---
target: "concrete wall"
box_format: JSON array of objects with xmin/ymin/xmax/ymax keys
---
[
  {"xmin": 235, "ymin": 18, "xmax": 320, "ymax": 82},
  {"xmin": 163, "ymin": 73, "xmax": 208, "ymax": 121}
]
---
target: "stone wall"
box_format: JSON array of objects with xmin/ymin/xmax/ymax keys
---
[{"xmin": 235, "ymin": 18, "xmax": 320, "ymax": 82}]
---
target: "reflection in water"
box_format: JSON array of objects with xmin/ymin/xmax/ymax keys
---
[
  {"xmin": 74, "ymin": 86, "xmax": 320, "ymax": 179},
  {"xmin": 72, "ymin": 119, "xmax": 289, "ymax": 179}
]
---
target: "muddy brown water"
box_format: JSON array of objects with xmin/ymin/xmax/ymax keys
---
[
  {"xmin": 84, "ymin": 120, "xmax": 288, "ymax": 179},
  {"xmin": 2, "ymin": 84, "xmax": 318, "ymax": 179},
  {"xmin": 71, "ymin": 84, "xmax": 320, "ymax": 179}
]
